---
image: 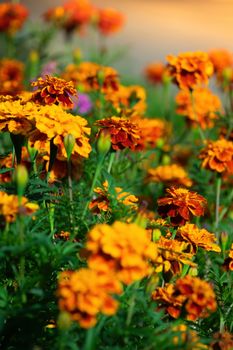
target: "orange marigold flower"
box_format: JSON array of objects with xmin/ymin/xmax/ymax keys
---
[
  {"xmin": 152, "ymin": 275, "xmax": 217, "ymax": 321},
  {"xmin": 211, "ymin": 331, "xmax": 233, "ymax": 350},
  {"xmin": 0, "ymin": 59, "xmax": 24, "ymax": 96},
  {"xmin": 144, "ymin": 62, "xmax": 168, "ymax": 85},
  {"xmin": 96, "ymin": 8, "xmax": 124, "ymax": 36},
  {"xmin": 0, "ymin": 191, "xmax": 39, "ymax": 223},
  {"xmin": 157, "ymin": 187, "xmax": 207, "ymax": 226},
  {"xmin": 199, "ymin": 138, "xmax": 233, "ymax": 174},
  {"xmin": 223, "ymin": 244, "xmax": 233, "ymax": 271},
  {"xmin": 104, "ymin": 84, "xmax": 147, "ymax": 116},
  {"xmin": 208, "ymin": 49, "xmax": 233, "ymax": 77},
  {"xmin": 146, "ymin": 164, "xmax": 192, "ymax": 187},
  {"xmin": 86, "ymin": 221, "xmax": 157, "ymax": 285},
  {"xmin": 0, "ymin": 3, "xmax": 28, "ymax": 34},
  {"xmin": 0, "ymin": 146, "xmax": 30, "ymax": 183},
  {"xmin": 176, "ymin": 223, "xmax": 221, "ymax": 253},
  {"xmin": 176, "ymin": 88, "xmax": 222, "ymax": 130},
  {"xmin": 54, "ymin": 231, "xmax": 71, "ymax": 241},
  {"xmin": 96, "ymin": 117, "xmax": 141, "ymax": 151},
  {"xmin": 31, "ymin": 75, "xmax": 77, "ymax": 108},
  {"xmin": 167, "ymin": 52, "xmax": 213, "ymax": 90},
  {"xmin": 172, "ymin": 324, "xmax": 208, "ymax": 350},
  {"xmin": 89, "ymin": 180, "xmax": 138, "ymax": 214},
  {"xmin": 57, "ymin": 268, "xmax": 122, "ymax": 328},
  {"xmin": 62, "ymin": 62, "xmax": 119, "ymax": 93}
]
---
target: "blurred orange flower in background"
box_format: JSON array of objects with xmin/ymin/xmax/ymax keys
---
[
  {"xmin": 146, "ymin": 164, "xmax": 192, "ymax": 187},
  {"xmin": 0, "ymin": 2, "xmax": 28, "ymax": 34},
  {"xmin": 96, "ymin": 8, "xmax": 124, "ymax": 36},
  {"xmin": 0, "ymin": 59, "xmax": 24, "ymax": 96},
  {"xmin": 144, "ymin": 62, "xmax": 168, "ymax": 85}
]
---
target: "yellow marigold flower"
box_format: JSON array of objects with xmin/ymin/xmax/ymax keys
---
[
  {"xmin": 172, "ymin": 324, "xmax": 208, "ymax": 350},
  {"xmin": 152, "ymin": 275, "xmax": 217, "ymax": 321},
  {"xmin": 89, "ymin": 180, "xmax": 138, "ymax": 214},
  {"xmin": 167, "ymin": 52, "xmax": 214, "ymax": 90},
  {"xmin": 176, "ymin": 87, "xmax": 222, "ymax": 130},
  {"xmin": 62, "ymin": 62, "xmax": 119, "ymax": 93},
  {"xmin": 158, "ymin": 187, "xmax": 207, "ymax": 226},
  {"xmin": 0, "ymin": 3, "xmax": 28, "ymax": 34},
  {"xmin": 154, "ymin": 236, "xmax": 196, "ymax": 276},
  {"xmin": 146, "ymin": 164, "xmax": 192, "ymax": 187},
  {"xmin": 0, "ymin": 59, "xmax": 24, "ymax": 96},
  {"xmin": 86, "ymin": 221, "xmax": 157, "ymax": 285},
  {"xmin": 199, "ymin": 138, "xmax": 233, "ymax": 174},
  {"xmin": 57, "ymin": 268, "xmax": 122, "ymax": 329},
  {"xmin": 31, "ymin": 75, "xmax": 77, "ymax": 108},
  {"xmin": 96, "ymin": 116, "xmax": 141, "ymax": 151},
  {"xmin": 177, "ymin": 223, "xmax": 221, "ymax": 253},
  {"xmin": 28, "ymin": 104, "xmax": 91, "ymax": 161},
  {"xmin": 104, "ymin": 84, "xmax": 147, "ymax": 116},
  {"xmin": 223, "ymin": 244, "xmax": 233, "ymax": 271},
  {"xmin": 0, "ymin": 191, "xmax": 39, "ymax": 223}
]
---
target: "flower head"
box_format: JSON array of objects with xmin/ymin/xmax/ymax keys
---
[
  {"xmin": 167, "ymin": 52, "xmax": 213, "ymax": 90},
  {"xmin": 96, "ymin": 117, "xmax": 141, "ymax": 151},
  {"xmin": 157, "ymin": 187, "xmax": 207, "ymax": 226},
  {"xmin": 96, "ymin": 8, "xmax": 124, "ymax": 36},
  {"xmin": 31, "ymin": 75, "xmax": 77, "ymax": 108},
  {"xmin": 208, "ymin": 49, "xmax": 233, "ymax": 82},
  {"xmin": 144, "ymin": 62, "xmax": 168, "ymax": 84},
  {"xmin": 223, "ymin": 244, "xmax": 233, "ymax": 271},
  {"xmin": 0, "ymin": 59, "xmax": 24, "ymax": 96},
  {"xmin": 199, "ymin": 138, "xmax": 233, "ymax": 174},
  {"xmin": 0, "ymin": 2, "xmax": 28, "ymax": 34},
  {"xmin": 146, "ymin": 164, "xmax": 192, "ymax": 187}
]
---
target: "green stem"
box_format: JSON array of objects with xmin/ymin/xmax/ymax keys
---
[
  {"xmin": 215, "ymin": 176, "xmax": 222, "ymax": 234},
  {"xmin": 67, "ymin": 160, "xmax": 76, "ymax": 234},
  {"xmin": 126, "ymin": 281, "xmax": 140, "ymax": 327},
  {"xmin": 107, "ymin": 152, "xmax": 115, "ymax": 174},
  {"xmin": 84, "ymin": 327, "xmax": 95, "ymax": 350},
  {"xmin": 190, "ymin": 90, "xmax": 206, "ymax": 144}
]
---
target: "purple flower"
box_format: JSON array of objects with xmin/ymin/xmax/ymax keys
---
[
  {"xmin": 73, "ymin": 93, "xmax": 92, "ymax": 115},
  {"xmin": 41, "ymin": 61, "xmax": 58, "ymax": 78}
]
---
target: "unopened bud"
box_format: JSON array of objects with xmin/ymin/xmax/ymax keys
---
[
  {"xmin": 27, "ymin": 143, "xmax": 38, "ymax": 162},
  {"xmin": 15, "ymin": 165, "xmax": 28, "ymax": 201},
  {"xmin": 222, "ymin": 67, "xmax": 233, "ymax": 83},
  {"xmin": 97, "ymin": 69, "xmax": 105, "ymax": 86},
  {"xmin": 64, "ymin": 134, "xmax": 75, "ymax": 161},
  {"xmin": 134, "ymin": 214, "xmax": 147, "ymax": 229},
  {"xmin": 97, "ymin": 130, "xmax": 111, "ymax": 155},
  {"xmin": 162, "ymin": 154, "xmax": 171, "ymax": 165},
  {"xmin": 152, "ymin": 229, "xmax": 161, "ymax": 242},
  {"xmin": 57, "ymin": 312, "xmax": 72, "ymax": 330},
  {"xmin": 156, "ymin": 138, "xmax": 164, "ymax": 149},
  {"xmin": 188, "ymin": 267, "xmax": 198, "ymax": 277}
]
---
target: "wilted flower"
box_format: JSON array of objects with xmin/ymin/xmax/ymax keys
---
[
  {"xmin": 31, "ymin": 75, "xmax": 77, "ymax": 108},
  {"xmin": 96, "ymin": 8, "xmax": 124, "ymax": 36},
  {"xmin": 96, "ymin": 117, "xmax": 141, "ymax": 151},
  {"xmin": 86, "ymin": 221, "xmax": 157, "ymax": 285},
  {"xmin": 157, "ymin": 187, "xmax": 207, "ymax": 226},
  {"xmin": 167, "ymin": 52, "xmax": 213, "ymax": 90},
  {"xmin": 176, "ymin": 88, "xmax": 222, "ymax": 129},
  {"xmin": 0, "ymin": 59, "xmax": 24, "ymax": 96},
  {"xmin": 146, "ymin": 164, "xmax": 192, "ymax": 187},
  {"xmin": 177, "ymin": 223, "xmax": 221, "ymax": 253},
  {"xmin": 199, "ymin": 138, "xmax": 233, "ymax": 174},
  {"xmin": 0, "ymin": 2, "xmax": 28, "ymax": 34},
  {"xmin": 57, "ymin": 268, "xmax": 122, "ymax": 328}
]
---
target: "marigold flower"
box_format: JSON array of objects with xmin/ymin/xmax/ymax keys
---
[
  {"xmin": 0, "ymin": 191, "xmax": 39, "ymax": 223},
  {"xmin": 57, "ymin": 268, "xmax": 122, "ymax": 328},
  {"xmin": 96, "ymin": 117, "xmax": 141, "ymax": 151},
  {"xmin": 199, "ymin": 138, "xmax": 233, "ymax": 174},
  {"xmin": 96, "ymin": 8, "xmax": 124, "ymax": 36},
  {"xmin": 157, "ymin": 187, "xmax": 207, "ymax": 226},
  {"xmin": 177, "ymin": 223, "xmax": 221, "ymax": 253},
  {"xmin": 31, "ymin": 75, "xmax": 77, "ymax": 108},
  {"xmin": 146, "ymin": 164, "xmax": 192, "ymax": 187},
  {"xmin": 176, "ymin": 88, "xmax": 222, "ymax": 129},
  {"xmin": 172, "ymin": 324, "xmax": 208, "ymax": 350},
  {"xmin": 89, "ymin": 181, "xmax": 138, "ymax": 214},
  {"xmin": 0, "ymin": 3, "xmax": 28, "ymax": 34},
  {"xmin": 223, "ymin": 244, "xmax": 233, "ymax": 271},
  {"xmin": 86, "ymin": 221, "xmax": 157, "ymax": 285},
  {"xmin": 211, "ymin": 331, "xmax": 233, "ymax": 350},
  {"xmin": 152, "ymin": 275, "xmax": 217, "ymax": 320},
  {"xmin": 208, "ymin": 49, "xmax": 233, "ymax": 79},
  {"xmin": 0, "ymin": 59, "xmax": 24, "ymax": 96},
  {"xmin": 144, "ymin": 62, "xmax": 168, "ymax": 84},
  {"xmin": 167, "ymin": 52, "xmax": 213, "ymax": 90},
  {"xmin": 0, "ymin": 147, "xmax": 30, "ymax": 183}
]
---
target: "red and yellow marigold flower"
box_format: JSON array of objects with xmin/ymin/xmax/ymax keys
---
[
  {"xmin": 96, "ymin": 117, "xmax": 141, "ymax": 151},
  {"xmin": 157, "ymin": 187, "xmax": 207, "ymax": 226},
  {"xmin": 146, "ymin": 164, "xmax": 192, "ymax": 187},
  {"xmin": 57, "ymin": 268, "xmax": 122, "ymax": 328},
  {"xmin": 31, "ymin": 75, "xmax": 77, "ymax": 108},
  {"xmin": 0, "ymin": 2, "xmax": 28, "ymax": 34},
  {"xmin": 176, "ymin": 223, "xmax": 221, "ymax": 253},
  {"xmin": 0, "ymin": 59, "xmax": 24, "ymax": 96},
  {"xmin": 96, "ymin": 8, "xmax": 124, "ymax": 36},
  {"xmin": 167, "ymin": 52, "xmax": 214, "ymax": 90},
  {"xmin": 86, "ymin": 221, "xmax": 157, "ymax": 285},
  {"xmin": 152, "ymin": 275, "xmax": 217, "ymax": 320},
  {"xmin": 89, "ymin": 180, "xmax": 138, "ymax": 214},
  {"xmin": 223, "ymin": 244, "xmax": 233, "ymax": 271},
  {"xmin": 176, "ymin": 88, "xmax": 222, "ymax": 129},
  {"xmin": 0, "ymin": 191, "xmax": 39, "ymax": 223},
  {"xmin": 199, "ymin": 138, "xmax": 233, "ymax": 174}
]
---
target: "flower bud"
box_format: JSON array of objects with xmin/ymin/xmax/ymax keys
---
[
  {"xmin": 15, "ymin": 165, "xmax": 28, "ymax": 200},
  {"xmin": 134, "ymin": 213, "xmax": 147, "ymax": 229},
  {"xmin": 57, "ymin": 312, "xmax": 72, "ymax": 330},
  {"xmin": 188, "ymin": 267, "xmax": 198, "ymax": 277},
  {"xmin": 97, "ymin": 69, "xmax": 105, "ymax": 86},
  {"xmin": 152, "ymin": 229, "xmax": 161, "ymax": 242},
  {"xmin": 156, "ymin": 138, "xmax": 164, "ymax": 149},
  {"xmin": 64, "ymin": 134, "xmax": 75, "ymax": 161},
  {"xmin": 162, "ymin": 154, "xmax": 171, "ymax": 165},
  {"xmin": 27, "ymin": 143, "xmax": 38, "ymax": 162},
  {"xmin": 97, "ymin": 130, "xmax": 111, "ymax": 155}
]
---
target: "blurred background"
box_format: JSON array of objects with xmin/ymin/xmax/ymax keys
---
[{"xmin": 22, "ymin": 0, "xmax": 233, "ymax": 74}]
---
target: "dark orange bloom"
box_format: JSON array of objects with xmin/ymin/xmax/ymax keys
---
[
  {"xmin": 176, "ymin": 88, "xmax": 222, "ymax": 130},
  {"xmin": 0, "ymin": 3, "xmax": 28, "ymax": 34},
  {"xmin": 208, "ymin": 49, "xmax": 233, "ymax": 79},
  {"xmin": 211, "ymin": 332, "xmax": 233, "ymax": 350},
  {"xmin": 0, "ymin": 146, "xmax": 30, "ymax": 183},
  {"xmin": 199, "ymin": 138, "xmax": 233, "ymax": 174},
  {"xmin": 97, "ymin": 8, "xmax": 124, "ymax": 36},
  {"xmin": 31, "ymin": 75, "xmax": 77, "ymax": 108},
  {"xmin": 0, "ymin": 59, "xmax": 24, "ymax": 96},
  {"xmin": 96, "ymin": 117, "xmax": 141, "ymax": 151},
  {"xmin": 144, "ymin": 62, "xmax": 168, "ymax": 84},
  {"xmin": 167, "ymin": 52, "xmax": 213, "ymax": 90},
  {"xmin": 223, "ymin": 244, "xmax": 233, "ymax": 271},
  {"xmin": 157, "ymin": 187, "xmax": 207, "ymax": 226}
]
